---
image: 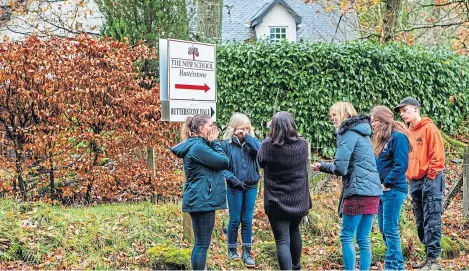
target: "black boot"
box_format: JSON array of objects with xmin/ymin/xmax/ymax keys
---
[
  {"xmin": 228, "ymin": 247, "xmax": 240, "ymax": 260},
  {"xmin": 412, "ymin": 258, "xmax": 429, "ymax": 269},
  {"xmin": 242, "ymin": 246, "xmax": 256, "ymax": 267},
  {"xmin": 292, "ymin": 263, "xmax": 302, "ymax": 270},
  {"xmin": 421, "ymin": 258, "xmax": 442, "ymax": 270}
]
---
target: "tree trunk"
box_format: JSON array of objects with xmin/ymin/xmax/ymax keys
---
[
  {"xmin": 49, "ymin": 154, "xmax": 55, "ymax": 200},
  {"xmin": 196, "ymin": 0, "xmax": 221, "ymax": 39},
  {"xmin": 85, "ymin": 141, "xmax": 100, "ymax": 204},
  {"xmin": 381, "ymin": 0, "xmax": 403, "ymax": 43},
  {"xmin": 85, "ymin": 181, "xmax": 92, "ymax": 204},
  {"xmin": 15, "ymin": 147, "xmax": 26, "ymax": 201}
]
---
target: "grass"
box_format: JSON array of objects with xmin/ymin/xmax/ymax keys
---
[
  {"xmin": 0, "ymin": 200, "xmax": 185, "ymax": 269},
  {"xmin": 0, "ymin": 189, "xmax": 468, "ymax": 270}
]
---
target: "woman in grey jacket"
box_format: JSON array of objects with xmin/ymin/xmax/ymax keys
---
[{"xmin": 313, "ymin": 102, "xmax": 382, "ymax": 271}]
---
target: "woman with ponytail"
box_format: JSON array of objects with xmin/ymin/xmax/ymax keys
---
[
  {"xmin": 170, "ymin": 114, "xmax": 229, "ymax": 270},
  {"xmin": 370, "ymin": 105, "xmax": 411, "ymax": 271}
]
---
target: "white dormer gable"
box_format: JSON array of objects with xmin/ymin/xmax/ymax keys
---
[
  {"xmin": 249, "ymin": 0, "xmax": 302, "ymax": 42},
  {"xmin": 254, "ymin": 3, "xmax": 297, "ymax": 42}
]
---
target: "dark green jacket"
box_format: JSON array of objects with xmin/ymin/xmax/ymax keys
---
[{"xmin": 171, "ymin": 137, "xmax": 229, "ymax": 212}]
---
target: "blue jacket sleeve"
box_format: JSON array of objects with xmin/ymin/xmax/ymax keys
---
[
  {"xmin": 383, "ymin": 133, "xmax": 410, "ymax": 186},
  {"xmin": 220, "ymin": 140, "xmax": 242, "ymax": 186},
  {"xmin": 244, "ymin": 134, "xmax": 261, "ymax": 157},
  {"xmin": 319, "ymin": 132, "xmax": 358, "ymax": 176},
  {"xmin": 191, "ymin": 140, "xmax": 230, "ymax": 170}
]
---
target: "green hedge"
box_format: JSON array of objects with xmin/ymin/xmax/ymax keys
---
[{"xmin": 216, "ymin": 41, "xmax": 469, "ymax": 156}]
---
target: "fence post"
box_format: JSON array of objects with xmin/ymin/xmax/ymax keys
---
[
  {"xmin": 463, "ymin": 146, "xmax": 469, "ymax": 217},
  {"xmin": 183, "ymin": 212, "xmax": 195, "ymax": 243},
  {"xmin": 181, "ymin": 173, "xmax": 194, "ymax": 243},
  {"xmin": 307, "ymin": 140, "xmax": 313, "ymax": 181}
]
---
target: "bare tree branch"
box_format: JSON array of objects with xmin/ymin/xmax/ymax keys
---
[
  {"xmin": 332, "ymin": 12, "xmax": 345, "ymax": 42},
  {"xmin": 0, "ymin": 0, "xmax": 102, "ymax": 39},
  {"xmin": 415, "ymin": 0, "xmax": 465, "ymax": 9},
  {"xmin": 398, "ymin": 20, "xmax": 467, "ymax": 32}
]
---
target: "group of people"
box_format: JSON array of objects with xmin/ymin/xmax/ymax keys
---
[{"xmin": 170, "ymin": 97, "xmax": 446, "ymax": 271}]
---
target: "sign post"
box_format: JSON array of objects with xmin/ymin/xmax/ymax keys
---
[{"xmin": 159, "ymin": 39, "xmax": 218, "ymax": 243}]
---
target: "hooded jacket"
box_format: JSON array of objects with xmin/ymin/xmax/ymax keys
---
[
  {"xmin": 170, "ymin": 137, "xmax": 229, "ymax": 212},
  {"xmin": 407, "ymin": 117, "xmax": 445, "ymax": 180},
  {"xmin": 320, "ymin": 115, "xmax": 382, "ymax": 212}
]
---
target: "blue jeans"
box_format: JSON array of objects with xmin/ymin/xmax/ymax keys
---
[
  {"xmin": 378, "ymin": 189, "xmax": 406, "ymax": 270},
  {"xmin": 268, "ymin": 216, "xmax": 303, "ymax": 270},
  {"xmin": 190, "ymin": 211, "xmax": 215, "ymax": 270},
  {"xmin": 227, "ymin": 186, "xmax": 257, "ymax": 248},
  {"xmin": 410, "ymin": 172, "xmax": 445, "ymax": 259},
  {"xmin": 340, "ymin": 214, "xmax": 374, "ymax": 271}
]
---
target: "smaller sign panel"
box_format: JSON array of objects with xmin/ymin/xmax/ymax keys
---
[{"xmin": 162, "ymin": 101, "xmax": 216, "ymax": 122}]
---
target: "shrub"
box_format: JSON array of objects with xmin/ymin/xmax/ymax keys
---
[
  {"xmin": 217, "ymin": 41, "xmax": 469, "ymax": 157},
  {"xmin": 147, "ymin": 245, "xmax": 191, "ymax": 270}
]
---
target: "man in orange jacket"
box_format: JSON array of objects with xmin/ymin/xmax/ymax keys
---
[{"xmin": 395, "ymin": 97, "xmax": 445, "ymax": 270}]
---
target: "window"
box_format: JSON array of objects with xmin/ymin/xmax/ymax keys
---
[{"xmin": 269, "ymin": 27, "xmax": 287, "ymax": 42}]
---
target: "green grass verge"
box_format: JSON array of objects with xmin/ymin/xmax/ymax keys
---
[{"xmin": 0, "ymin": 196, "xmax": 466, "ymax": 269}]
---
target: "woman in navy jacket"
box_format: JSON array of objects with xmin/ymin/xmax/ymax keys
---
[
  {"xmin": 171, "ymin": 114, "xmax": 229, "ymax": 271},
  {"xmin": 221, "ymin": 113, "xmax": 261, "ymax": 267},
  {"xmin": 371, "ymin": 105, "xmax": 410, "ymax": 271}
]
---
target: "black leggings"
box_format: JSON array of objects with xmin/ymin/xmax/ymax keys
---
[{"xmin": 268, "ymin": 216, "xmax": 303, "ymax": 270}]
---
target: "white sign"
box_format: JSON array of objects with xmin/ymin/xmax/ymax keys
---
[
  {"xmin": 162, "ymin": 101, "xmax": 216, "ymax": 122},
  {"xmin": 168, "ymin": 39, "xmax": 216, "ymax": 102},
  {"xmin": 160, "ymin": 39, "xmax": 218, "ymax": 122}
]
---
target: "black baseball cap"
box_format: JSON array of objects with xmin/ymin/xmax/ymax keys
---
[{"xmin": 394, "ymin": 97, "xmax": 421, "ymax": 112}]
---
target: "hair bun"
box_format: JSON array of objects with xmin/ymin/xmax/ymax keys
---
[{"xmin": 185, "ymin": 116, "xmax": 193, "ymax": 126}]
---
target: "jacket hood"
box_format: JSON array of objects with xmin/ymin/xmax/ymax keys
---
[
  {"xmin": 337, "ymin": 115, "xmax": 372, "ymax": 136},
  {"xmin": 410, "ymin": 117, "xmax": 434, "ymax": 131},
  {"xmin": 170, "ymin": 137, "xmax": 205, "ymax": 158}
]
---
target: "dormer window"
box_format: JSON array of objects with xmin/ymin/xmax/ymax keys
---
[{"xmin": 269, "ymin": 27, "xmax": 287, "ymax": 42}]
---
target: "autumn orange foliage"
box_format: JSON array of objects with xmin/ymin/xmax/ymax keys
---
[{"xmin": 0, "ymin": 35, "xmax": 183, "ymax": 204}]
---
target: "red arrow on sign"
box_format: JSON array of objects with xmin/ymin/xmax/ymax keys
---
[{"xmin": 175, "ymin": 83, "xmax": 210, "ymax": 93}]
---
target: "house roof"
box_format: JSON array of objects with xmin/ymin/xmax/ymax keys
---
[
  {"xmin": 250, "ymin": 0, "xmax": 302, "ymax": 27},
  {"xmin": 221, "ymin": 0, "xmax": 359, "ymax": 43}
]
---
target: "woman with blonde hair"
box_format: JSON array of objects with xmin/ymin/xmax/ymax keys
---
[
  {"xmin": 170, "ymin": 114, "xmax": 229, "ymax": 270},
  {"xmin": 313, "ymin": 102, "xmax": 382, "ymax": 271},
  {"xmin": 370, "ymin": 105, "xmax": 410, "ymax": 271},
  {"xmin": 221, "ymin": 113, "xmax": 261, "ymax": 267}
]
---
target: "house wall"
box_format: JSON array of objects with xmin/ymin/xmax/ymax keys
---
[{"xmin": 254, "ymin": 3, "xmax": 296, "ymax": 42}]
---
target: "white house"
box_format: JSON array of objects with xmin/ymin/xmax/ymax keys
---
[{"xmin": 222, "ymin": 0, "xmax": 359, "ymax": 43}]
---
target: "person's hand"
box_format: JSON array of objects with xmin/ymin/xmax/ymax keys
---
[
  {"xmin": 235, "ymin": 129, "xmax": 246, "ymax": 139},
  {"xmin": 208, "ymin": 125, "xmax": 219, "ymax": 141},
  {"xmin": 232, "ymin": 179, "xmax": 245, "ymax": 191},
  {"xmin": 382, "ymin": 184, "xmax": 391, "ymax": 191},
  {"xmin": 312, "ymin": 162, "xmax": 321, "ymax": 172}
]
